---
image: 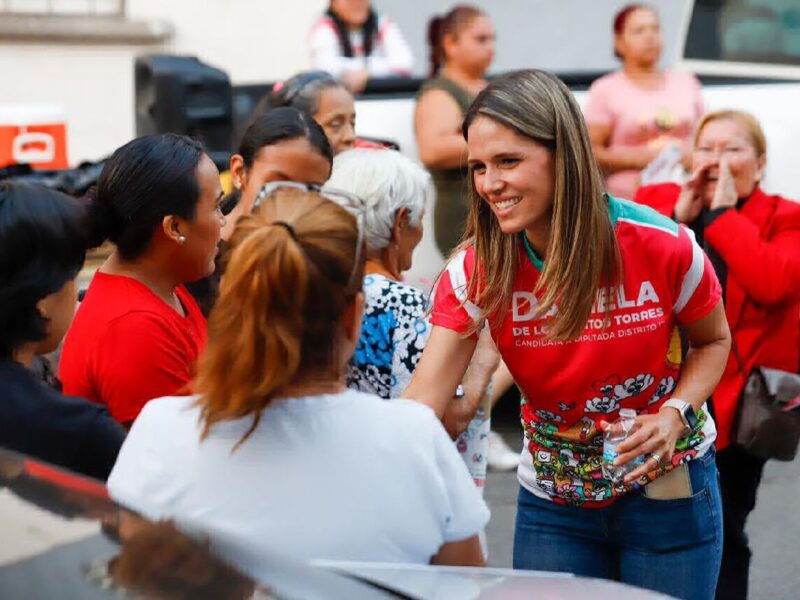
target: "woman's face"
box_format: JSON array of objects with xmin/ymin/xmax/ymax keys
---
[
  {"xmin": 467, "ymin": 116, "xmax": 555, "ymax": 237},
  {"xmin": 330, "ymin": 0, "xmax": 370, "ymax": 28},
  {"xmin": 237, "ymin": 138, "xmax": 332, "ymax": 210},
  {"xmin": 180, "ymin": 154, "xmax": 224, "ymax": 280},
  {"xmin": 445, "ymin": 15, "xmax": 495, "ymax": 77},
  {"xmin": 615, "ymin": 7, "xmax": 662, "ymax": 66},
  {"xmin": 692, "ymin": 118, "xmax": 766, "ymax": 203},
  {"xmin": 314, "ymin": 86, "xmax": 356, "ymax": 156}
]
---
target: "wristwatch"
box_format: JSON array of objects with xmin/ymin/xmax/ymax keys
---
[{"xmin": 661, "ymin": 399, "xmax": 699, "ymax": 434}]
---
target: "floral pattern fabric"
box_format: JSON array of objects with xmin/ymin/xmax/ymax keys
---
[{"xmin": 348, "ymin": 274, "xmax": 430, "ymax": 400}]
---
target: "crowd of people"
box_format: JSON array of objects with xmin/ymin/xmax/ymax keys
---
[{"xmin": 1, "ymin": 3, "xmax": 799, "ymax": 600}]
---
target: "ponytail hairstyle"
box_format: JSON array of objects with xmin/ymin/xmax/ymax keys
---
[
  {"xmin": 195, "ymin": 188, "xmax": 364, "ymax": 447},
  {"xmin": 461, "ymin": 69, "xmax": 621, "ymax": 341},
  {"xmin": 0, "ymin": 183, "xmax": 88, "ymax": 359},
  {"xmin": 85, "ymin": 134, "xmax": 205, "ymax": 260},
  {"xmin": 427, "ymin": 4, "xmax": 484, "ymax": 77},
  {"xmin": 326, "ymin": 5, "xmax": 379, "ymax": 58}
]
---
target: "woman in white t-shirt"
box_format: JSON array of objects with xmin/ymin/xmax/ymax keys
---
[{"xmin": 108, "ymin": 185, "xmax": 488, "ymax": 575}]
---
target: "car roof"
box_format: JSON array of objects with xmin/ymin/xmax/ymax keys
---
[{"xmin": 0, "ymin": 446, "xmax": 397, "ymax": 600}]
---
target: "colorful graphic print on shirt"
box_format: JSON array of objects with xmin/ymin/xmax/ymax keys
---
[{"xmin": 523, "ymin": 373, "xmax": 710, "ymax": 507}]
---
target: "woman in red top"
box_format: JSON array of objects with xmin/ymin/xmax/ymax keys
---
[
  {"xmin": 404, "ymin": 70, "xmax": 731, "ymax": 599},
  {"xmin": 636, "ymin": 110, "xmax": 800, "ymax": 600},
  {"xmin": 59, "ymin": 134, "xmax": 225, "ymax": 427}
]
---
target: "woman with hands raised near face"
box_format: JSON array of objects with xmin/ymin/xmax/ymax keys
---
[{"xmin": 636, "ymin": 110, "xmax": 800, "ymax": 600}]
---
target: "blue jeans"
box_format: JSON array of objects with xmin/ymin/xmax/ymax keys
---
[{"xmin": 513, "ymin": 450, "xmax": 723, "ymax": 600}]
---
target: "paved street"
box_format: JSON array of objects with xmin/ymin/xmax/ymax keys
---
[{"xmin": 484, "ymin": 415, "xmax": 800, "ymax": 600}]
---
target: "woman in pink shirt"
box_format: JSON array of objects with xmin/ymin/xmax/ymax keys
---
[{"xmin": 584, "ymin": 3, "xmax": 704, "ymax": 200}]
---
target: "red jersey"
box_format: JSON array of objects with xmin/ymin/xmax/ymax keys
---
[
  {"xmin": 59, "ymin": 272, "xmax": 206, "ymax": 425},
  {"xmin": 431, "ymin": 196, "xmax": 722, "ymax": 506}
]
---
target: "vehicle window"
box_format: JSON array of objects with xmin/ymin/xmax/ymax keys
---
[{"xmin": 685, "ymin": 0, "xmax": 800, "ymax": 66}]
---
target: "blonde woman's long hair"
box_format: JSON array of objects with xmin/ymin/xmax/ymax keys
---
[
  {"xmin": 194, "ymin": 188, "xmax": 363, "ymax": 447},
  {"xmin": 460, "ymin": 69, "xmax": 621, "ymax": 340}
]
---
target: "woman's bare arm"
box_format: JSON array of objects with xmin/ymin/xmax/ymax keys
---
[
  {"xmin": 403, "ymin": 326, "xmax": 477, "ymax": 419},
  {"xmin": 415, "ymin": 89, "xmax": 469, "ymax": 170},
  {"xmin": 430, "ymin": 535, "xmax": 485, "ymax": 567},
  {"xmin": 588, "ymin": 122, "xmax": 658, "ymax": 174}
]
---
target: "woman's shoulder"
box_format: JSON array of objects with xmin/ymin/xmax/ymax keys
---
[
  {"xmin": 442, "ymin": 244, "xmax": 478, "ymax": 276},
  {"xmin": 752, "ymin": 193, "xmax": 800, "ymax": 241},
  {"xmin": 309, "ymin": 13, "xmax": 335, "ymax": 33},
  {"xmin": 587, "ymin": 70, "xmax": 626, "ymax": 94},
  {"xmin": 0, "ymin": 361, "xmax": 118, "ymax": 432},
  {"xmin": 634, "ymin": 183, "xmax": 682, "ymax": 217},
  {"xmin": 418, "ymin": 77, "xmax": 469, "ymax": 102},
  {"xmin": 364, "ymin": 274, "xmax": 427, "ymax": 305},
  {"xmin": 766, "ymin": 191, "xmax": 800, "ymax": 224},
  {"xmin": 609, "ymin": 194, "xmax": 685, "ymax": 250},
  {"xmin": 304, "ymin": 390, "xmax": 440, "ymax": 436},
  {"xmin": 81, "ymin": 273, "xmax": 164, "ymax": 315},
  {"xmin": 374, "ymin": 397, "xmax": 442, "ymax": 431},
  {"xmin": 133, "ymin": 394, "xmax": 200, "ymax": 431}
]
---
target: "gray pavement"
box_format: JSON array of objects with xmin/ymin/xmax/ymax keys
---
[{"xmin": 484, "ymin": 423, "xmax": 800, "ymax": 600}]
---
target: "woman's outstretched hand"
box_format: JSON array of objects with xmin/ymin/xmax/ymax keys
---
[{"xmin": 443, "ymin": 327, "xmax": 500, "ymax": 439}]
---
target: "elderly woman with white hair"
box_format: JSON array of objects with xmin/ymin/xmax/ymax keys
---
[{"xmin": 325, "ymin": 148, "xmax": 431, "ymax": 398}]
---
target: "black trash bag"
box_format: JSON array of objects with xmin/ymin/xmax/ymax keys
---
[{"xmin": 0, "ymin": 160, "xmax": 106, "ymax": 197}]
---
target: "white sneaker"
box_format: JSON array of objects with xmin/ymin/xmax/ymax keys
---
[{"xmin": 487, "ymin": 430, "xmax": 519, "ymax": 471}]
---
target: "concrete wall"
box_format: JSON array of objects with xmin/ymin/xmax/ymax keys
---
[
  {"xmin": 0, "ymin": 0, "xmax": 325, "ymax": 164},
  {"xmin": 0, "ymin": 0, "xmax": 695, "ymax": 164},
  {"xmin": 126, "ymin": 0, "xmax": 325, "ymax": 84}
]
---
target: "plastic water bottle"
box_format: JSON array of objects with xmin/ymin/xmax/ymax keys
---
[{"xmin": 602, "ymin": 408, "xmax": 646, "ymax": 483}]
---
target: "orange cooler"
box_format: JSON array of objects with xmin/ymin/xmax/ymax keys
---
[{"xmin": 0, "ymin": 105, "xmax": 68, "ymax": 170}]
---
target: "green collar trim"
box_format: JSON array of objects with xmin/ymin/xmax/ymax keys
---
[
  {"xmin": 519, "ymin": 195, "xmax": 620, "ymax": 272},
  {"xmin": 606, "ymin": 193, "xmax": 620, "ymax": 227},
  {"xmin": 519, "ymin": 232, "xmax": 544, "ymax": 271}
]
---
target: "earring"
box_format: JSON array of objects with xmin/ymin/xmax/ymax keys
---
[
  {"xmin": 234, "ymin": 179, "xmax": 241, "ymax": 190},
  {"xmin": 178, "ymin": 235, "xmax": 186, "ymax": 245}
]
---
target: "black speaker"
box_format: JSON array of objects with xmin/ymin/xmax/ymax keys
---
[{"xmin": 135, "ymin": 55, "xmax": 233, "ymax": 169}]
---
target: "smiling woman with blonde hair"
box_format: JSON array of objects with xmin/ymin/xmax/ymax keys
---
[{"xmin": 404, "ymin": 69, "xmax": 731, "ymax": 599}]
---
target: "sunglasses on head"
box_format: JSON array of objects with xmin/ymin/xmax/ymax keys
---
[{"xmin": 253, "ymin": 181, "xmax": 366, "ymax": 291}]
